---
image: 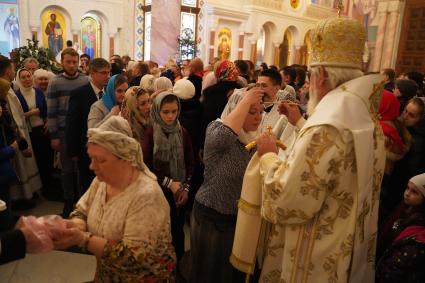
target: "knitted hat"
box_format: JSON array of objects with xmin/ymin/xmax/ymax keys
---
[
  {"xmin": 173, "ymin": 78, "xmax": 195, "ymax": 100},
  {"xmin": 410, "ymin": 173, "xmax": 425, "ymax": 197}
]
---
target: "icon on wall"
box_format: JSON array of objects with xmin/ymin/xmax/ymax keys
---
[
  {"xmin": 0, "ymin": 0, "xmax": 20, "ymax": 56},
  {"xmin": 291, "ymin": 0, "xmax": 300, "ymax": 9},
  {"xmin": 81, "ymin": 16, "xmax": 101, "ymax": 59},
  {"xmin": 42, "ymin": 9, "xmax": 66, "ymax": 57},
  {"xmin": 218, "ymin": 27, "xmax": 231, "ymax": 60}
]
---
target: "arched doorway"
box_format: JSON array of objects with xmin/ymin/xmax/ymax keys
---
[
  {"xmin": 279, "ymin": 29, "xmax": 292, "ymax": 68},
  {"xmin": 301, "ymin": 30, "xmax": 311, "ymax": 66}
]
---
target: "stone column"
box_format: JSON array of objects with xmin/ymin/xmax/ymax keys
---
[
  {"xmin": 209, "ymin": 29, "xmax": 215, "ymax": 64},
  {"xmin": 151, "ymin": 0, "xmax": 181, "ymax": 65},
  {"xmin": 371, "ymin": 8, "xmax": 388, "ymax": 71},
  {"xmin": 250, "ymin": 40, "xmax": 257, "ymax": 64},
  {"xmin": 273, "ymin": 42, "xmax": 280, "ymax": 66},
  {"xmin": 72, "ymin": 31, "xmax": 79, "ymax": 46},
  {"xmin": 109, "ymin": 34, "xmax": 115, "ymax": 58},
  {"xmin": 381, "ymin": 2, "xmax": 401, "ymax": 69},
  {"xmin": 294, "ymin": 45, "xmax": 303, "ymax": 65},
  {"xmin": 238, "ymin": 32, "xmax": 244, "ymax": 59},
  {"xmin": 30, "ymin": 27, "xmax": 38, "ymax": 41}
]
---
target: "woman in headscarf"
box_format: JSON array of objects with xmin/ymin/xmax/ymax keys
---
[
  {"xmin": 120, "ymin": 86, "xmax": 152, "ymax": 142},
  {"xmin": 200, "ymin": 60, "xmax": 241, "ymax": 151},
  {"xmin": 151, "ymin": 77, "xmax": 173, "ymax": 100},
  {"xmin": 33, "ymin": 69, "xmax": 55, "ymax": 98},
  {"xmin": 190, "ymin": 86, "xmax": 263, "ymax": 283},
  {"xmin": 142, "ymin": 92, "xmax": 194, "ymax": 264},
  {"xmin": 378, "ymin": 90, "xmax": 411, "ymax": 175},
  {"xmin": 139, "ymin": 74, "xmax": 155, "ymax": 95},
  {"xmin": 87, "ymin": 74, "xmax": 128, "ymax": 128},
  {"xmin": 15, "ymin": 68, "xmax": 51, "ymax": 196},
  {"xmin": 55, "ymin": 116, "xmax": 176, "ymax": 282},
  {"xmin": 378, "ymin": 90, "xmax": 411, "ymax": 221},
  {"xmin": 387, "ymin": 97, "xmax": 425, "ymax": 212}
]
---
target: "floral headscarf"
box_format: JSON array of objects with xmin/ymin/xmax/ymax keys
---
[
  {"xmin": 214, "ymin": 60, "xmax": 239, "ymax": 82},
  {"xmin": 121, "ymin": 87, "xmax": 151, "ymax": 141}
]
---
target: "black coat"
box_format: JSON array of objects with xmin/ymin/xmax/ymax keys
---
[
  {"xmin": 0, "ymin": 230, "xmax": 26, "ymax": 265},
  {"xmin": 65, "ymin": 83, "xmax": 98, "ymax": 158}
]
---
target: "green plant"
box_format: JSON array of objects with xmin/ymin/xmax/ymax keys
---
[
  {"xmin": 177, "ymin": 28, "xmax": 198, "ymax": 61},
  {"xmin": 10, "ymin": 39, "xmax": 62, "ymax": 73}
]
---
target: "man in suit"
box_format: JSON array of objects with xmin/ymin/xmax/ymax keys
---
[{"xmin": 65, "ymin": 58, "xmax": 110, "ymax": 215}]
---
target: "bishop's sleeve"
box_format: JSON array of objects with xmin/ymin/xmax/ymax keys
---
[{"xmin": 259, "ymin": 125, "xmax": 345, "ymax": 225}]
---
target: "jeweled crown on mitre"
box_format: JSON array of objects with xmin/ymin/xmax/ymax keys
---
[{"xmin": 310, "ymin": 17, "xmax": 366, "ymax": 70}]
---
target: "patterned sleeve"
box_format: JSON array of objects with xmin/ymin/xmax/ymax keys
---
[
  {"xmin": 47, "ymin": 81, "xmax": 59, "ymax": 138},
  {"xmin": 259, "ymin": 125, "xmax": 346, "ymax": 225},
  {"xmin": 204, "ymin": 120, "xmax": 238, "ymax": 156},
  {"xmin": 98, "ymin": 182, "xmax": 176, "ymax": 281}
]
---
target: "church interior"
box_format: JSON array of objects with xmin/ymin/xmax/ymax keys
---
[{"xmin": 0, "ymin": 0, "xmax": 425, "ymax": 283}]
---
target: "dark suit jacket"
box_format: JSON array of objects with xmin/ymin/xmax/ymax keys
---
[
  {"xmin": 0, "ymin": 229, "xmax": 26, "ymax": 265},
  {"xmin": 65, "ymin": 83, "xmax": 98, "ymax": 158}
]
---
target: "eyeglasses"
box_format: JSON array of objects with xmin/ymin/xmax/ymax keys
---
[{"xmin": 94, "ymin": 70, "xmax": 110, "ymax": 75}]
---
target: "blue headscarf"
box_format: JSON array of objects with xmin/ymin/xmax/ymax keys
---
[{"xmin": 102, "ymin": 75, "xmax": 118, "ymax": 111}]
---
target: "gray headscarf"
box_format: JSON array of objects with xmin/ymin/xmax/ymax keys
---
[
  {"xmin": 151, "ymin": 91, "xmax": 186, "ymax": 182},
  {"xmin": 87, "ymin": 116, "xmax": 156, "ymax": 180}
]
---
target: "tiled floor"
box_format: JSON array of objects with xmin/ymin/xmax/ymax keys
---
[{"xmin": 1, "ymin": 198, "xmax": 191, "ymax": 282}]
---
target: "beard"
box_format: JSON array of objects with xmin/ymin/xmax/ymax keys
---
[
  {"xmin": 307, "ymin": 87, "xmax": 320, "ymax": 116},
  {"xmin": 63, "ymin": 68, "xmax": 77, "ymax": 77}
]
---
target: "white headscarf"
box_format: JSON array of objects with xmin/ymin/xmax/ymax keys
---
[{"xmin": 410, "ymin": 173, "xmax": 425, "ymax": 197}]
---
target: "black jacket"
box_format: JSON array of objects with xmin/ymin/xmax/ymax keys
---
[
  {"xmin": 65, "ymin": 83, "xmax": 98, "ymax": 158},
  {"xmin": 0, "ymin": 229, "xmax": 26, "ymax": 265}
]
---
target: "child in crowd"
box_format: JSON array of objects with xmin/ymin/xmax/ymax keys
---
[
  {"xmin": 376, "ymin": 173, "xmax": 425, "ymax": 282},
  {"xmin": 141, "ymin": 92, "xmax": 194, "ymax": 262}
]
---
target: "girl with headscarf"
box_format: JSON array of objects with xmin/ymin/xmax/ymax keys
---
[
  {"xmin": 141, "ymin": 92, "xmax": 194, "ymax": 263},
  {"xmin": 87, "ymin": 74, "xmax": 128, "ymax": 128},
  {"xmin": 15, "ymin": 68, "xmax": 51, "ymax": 196},
  {"xmin": 200, "ymin": 60, "xmax": 241, "ymax": 151},
  {"xmin": 378, "ymin": 90, "xmax": 411, "ymax": 175},
  {"xmin": 376, "ymin": 173, "xmax": 425, "ymax": 282},
  {"xmin": 120, "ymin": 86, "xmax": 152, "ymax": 142},
  {"xmin": 56, "ymin": 116, "xmax": 176, "ymax": 282}
]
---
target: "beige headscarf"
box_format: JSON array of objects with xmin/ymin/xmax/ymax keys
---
[{"xmin": 87, "ymin": 116, "xmax": 156, "ymax": 179}]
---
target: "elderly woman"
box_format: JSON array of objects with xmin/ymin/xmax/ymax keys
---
[
  {"xmin": 190, "ymin": 87, "xmax": 263, "ymax": 283},
  {"xmin": 87, "ymin": 74, "xmax": 128, "ymax": 128},
  {"xmin": 54, "ymin": 116, "xmax": 176, "ymax": 281},
  {"xmin": 120, "ymin": 86, "xmax": 152, "ymax": 142},
  {"xmin": 33, "ymin": 69, "xmax": 54, "ymax": 98}
]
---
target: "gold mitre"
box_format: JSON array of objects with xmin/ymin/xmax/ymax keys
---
[{"xmin": 310, "ymin": 17, "xmax": 366, "ymax": 70}]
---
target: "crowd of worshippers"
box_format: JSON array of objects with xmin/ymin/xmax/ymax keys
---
[{"xmin": 0, "ymin": 30, "xmax": 425, "ymax": 283}]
